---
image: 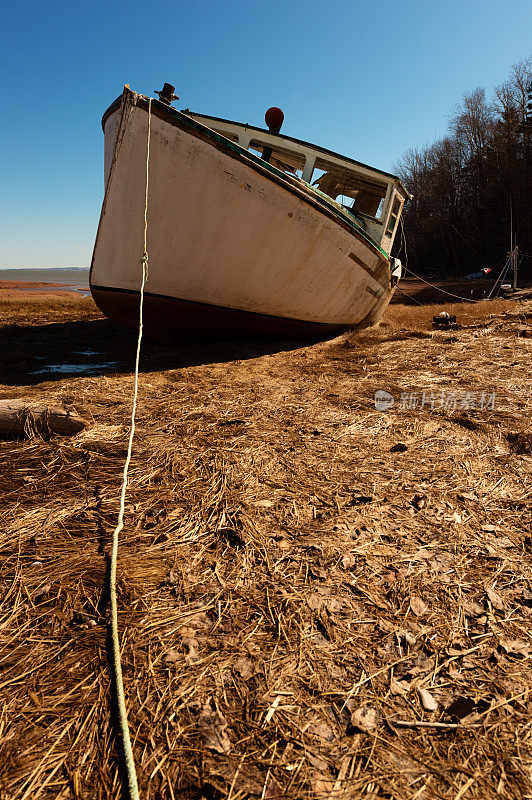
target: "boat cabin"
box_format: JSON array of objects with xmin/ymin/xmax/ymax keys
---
[{"xmin": 187, "ymin": 111, "xmax": 410, "ymax": 255}]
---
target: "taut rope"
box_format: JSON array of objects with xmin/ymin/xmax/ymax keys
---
[{"xmin": 109, "ymin": 96, "xmax": 152, "ymax": 800}]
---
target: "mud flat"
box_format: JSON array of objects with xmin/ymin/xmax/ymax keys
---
[
  {"xmin": 1, "ymin": 292, "xmax": 532, "ymax": 799},
  {"xmin": 391, "ymin": 277, "xmax": 495, "ymax": 304}
]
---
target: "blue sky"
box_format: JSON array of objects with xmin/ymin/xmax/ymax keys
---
[{"xmin": 1, "ymin": 0, "xmax": 531, "ymax": 267}]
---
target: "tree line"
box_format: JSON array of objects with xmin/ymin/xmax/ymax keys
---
[{"xmin": 394, "ymin": 57, "xmax": 532, "ymax": 281}]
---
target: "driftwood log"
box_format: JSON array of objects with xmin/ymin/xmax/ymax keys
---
[{"xmin": 0, "ymin": 400, "xmax": 87, "ymax": 438}]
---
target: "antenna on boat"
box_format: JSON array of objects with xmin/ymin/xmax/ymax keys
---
[
  {"xmin": 154, "ymin": 83, "xmax": 179, "ymax": 105},
  {"xmin": 261, "ymin": 107, "xmax": 284, "ymax": 163}
]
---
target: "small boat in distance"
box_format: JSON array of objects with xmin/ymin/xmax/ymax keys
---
[{"xmin": 90, "ymin": 83, "xmax": 410, "ymax": 340}]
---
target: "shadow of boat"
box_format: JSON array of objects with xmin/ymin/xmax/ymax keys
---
[{"xmin": 0, "ymin": 317, "xmax": 325, "ymax": 387}]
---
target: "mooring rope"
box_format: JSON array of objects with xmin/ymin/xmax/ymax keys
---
[
  {"xmin": 486, "ymin": 253, "xmax": 513, "ymax": 300},
  {"xmin": 398, "ymin": 218, "xmax": 476, "ymax": 303},
  {"xmin": 109, "ymin": 96, "xmax": 152, "ymax": 800}
]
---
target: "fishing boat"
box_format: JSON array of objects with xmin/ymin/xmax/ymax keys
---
[{"xmin": 90, "ymin": 83, "xmax": 410, "ymax": 340}]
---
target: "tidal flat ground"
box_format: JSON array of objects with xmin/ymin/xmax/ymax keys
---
[{"xmin": 1, "ymin": 292, "xmax": 531, "ymax": 799}]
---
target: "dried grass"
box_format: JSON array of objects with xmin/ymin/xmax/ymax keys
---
[{"xmin": 1, "ymin": 294, "xmax": 532, "ymax": 799}]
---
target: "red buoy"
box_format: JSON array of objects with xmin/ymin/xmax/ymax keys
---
[{"xmin": 265, "ymin": 107, "xmax": 284, "ymax": 132}]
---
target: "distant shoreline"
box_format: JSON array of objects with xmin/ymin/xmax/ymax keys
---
[
  {"xmin": 0, "ymin": 280, "xmax": 89, "ymax": 298},
  {"xmin": 0, "ymin": 268, "xmax": 90, "ymax": 298}
]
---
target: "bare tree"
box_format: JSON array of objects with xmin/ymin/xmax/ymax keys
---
[{"xmin": 395, "ymin": 57, "xmax": 532, "ymax": 279}]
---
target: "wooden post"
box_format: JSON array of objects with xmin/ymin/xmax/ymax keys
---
[
  {"xmin": 513, "ymin": 246, "xmax": 519, "ymax": 290},
  {"xmin": 0, "ymin": 400, "xmax": 87, "ymax": 438}
]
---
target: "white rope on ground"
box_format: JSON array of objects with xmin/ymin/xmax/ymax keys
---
[{"xmin": 109, "ymin": 96, "xmax": 152, "ymax": 800}]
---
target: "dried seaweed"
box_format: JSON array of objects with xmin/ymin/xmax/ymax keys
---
[{"xmin": 0, "ymin": 294, "xmax": 531, "ymax": 798}]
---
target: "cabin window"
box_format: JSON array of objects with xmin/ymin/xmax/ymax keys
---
[
  {"xmin": 350, "ymin": 188, "xmax": 385, "ymax": 220},
  {"xmin": 246, "ymin": 139, "xmax": 305, "ymax": 176},
  {"xmin": 311, "ymin": 171, "xmax": 386, "ymax": 221},
  {"xmin": 385, "ymin": 197, "xmax": 401, "ymax": 237}
]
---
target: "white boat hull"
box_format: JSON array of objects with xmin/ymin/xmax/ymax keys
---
[{"xmin": 91, "ymin": 90, "xmax": 396, "ymax": 339}]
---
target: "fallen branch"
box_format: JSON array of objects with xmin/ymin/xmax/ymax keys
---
[
  {"xmin": 0, "ymin": 399, "xmax": 87, "ymax": 438},
  {"xmin": 388, "ymin": 719, "xmax": 482, "ymax": 730}
]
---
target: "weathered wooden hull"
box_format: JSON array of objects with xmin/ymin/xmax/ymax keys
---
[{"xmin": 90, "ymin": 89, "xmax": 396, "ymax": 340}]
